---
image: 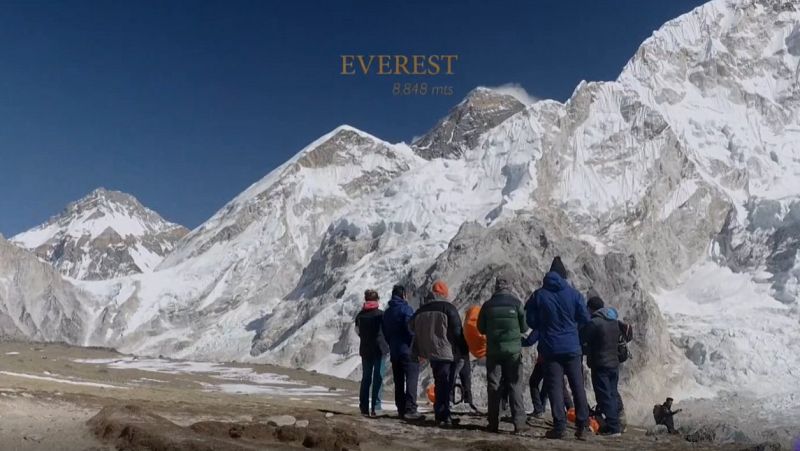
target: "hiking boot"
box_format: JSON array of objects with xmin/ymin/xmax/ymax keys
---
[
  {"xmin": 436, "ymin": 417, "xmax": 459, "ymax": 429},
  {"xmin": 575, "ymin": 426, "xmax": 591, "ymax": 441},
  {"xmin": 512, "ymin": 424, "xmax": 530, "ymax": 435},
  {"xmin": 403, "ymin": 412, "xmax": 424, "ymax": 421},
  {"xmin": 530, "ymin": 411, "xmax": 544, "ymax": 419},
  {"xmin": 601, "ymin": 431, "xmax": 622, "ymax": 437},
  {"xmin": 545, "ymin": 429, "xmax": 565, "ymax": 439},
  {"xmin": 599, "ymin": 426, "xmax": 621, "ymax": 437}
]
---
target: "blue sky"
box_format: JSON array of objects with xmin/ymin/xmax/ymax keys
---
[{"xmin": 0, "ymin": 0, "xmax": 707, "ymax": 236}]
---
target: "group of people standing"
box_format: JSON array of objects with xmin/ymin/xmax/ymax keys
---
[{"xmin": 354, "ymin": 256, "xmax": 635, "ymax": 440}]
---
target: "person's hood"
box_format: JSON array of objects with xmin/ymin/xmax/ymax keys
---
[
  {"xmin": 592, "ymin": 306, "xmax": 618, "ymax": 320},
  {"xmin": 549, "ymin": 256, "xmax": 568, "ymax": 279},
  {"xmin": 388, "ymin": 295, "xmax": 408, "ymax": 308},
  {"xmin": 543, "ymin": 271, "xmax": 568, "ymax": 291}
]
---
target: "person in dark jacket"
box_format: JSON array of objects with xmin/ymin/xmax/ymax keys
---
[
  {"xmin": 355, "ymin": 289, "xmax": 389, "ymax": 416},
  {"xmin": 478, "ymin": 275, "xmax": 529, "ymax": 433},
  {"xmin": 525, "ymin": 257, "xmax": 592, "ymax": 440},
  {"xmin": 654, "ymin": 397, "xmax": 682, "ymax": 433},
  {"xmin": 381, "ymin": 285, "xmax": 422, "ymax": 420},
  {"xmin": 409, "ymin": 280, "xmax": 462, "ymax": 427},
  {"xmin": 580, "ymin": 294, "xmax": 630, "ymax": 435},
  {"xmin": 521, "ymin": 336, "xmax": 574, "ymax": 418}
]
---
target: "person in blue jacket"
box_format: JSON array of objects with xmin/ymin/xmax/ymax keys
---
[
  {"xmin": 381, "ymin": 285, "xmax": 423, "ymax": 420},
  {"xmin": 525, "ymin": 257, "xmax": 591, "ymax": 440}
]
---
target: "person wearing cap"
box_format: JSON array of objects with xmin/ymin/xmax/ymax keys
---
[
  {"xmin": 580, "ymin": 293, "xmax": 631, "ymax": 436},
  {"xmin": 525, "ymin": 256, "xmax": 592, "ymax": 440},
  {"xmin": 355, "ymin": 289, "xmax": 389, "ymax": 417},
  {"xmin": 409, "ymin": 280, "xmax": 462, "ymax": 427},
  {"xmin": 477, "ymin": 274, "xmax": 529, "ymax": 434},
  {"xmin": 382, "ymin": 284, "xmax": 423, "ymax": 420}
]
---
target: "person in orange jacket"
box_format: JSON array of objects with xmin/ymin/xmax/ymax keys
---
[{"xmin": 464, "ymin": 305, "xmax": 487, "ymax": 359}]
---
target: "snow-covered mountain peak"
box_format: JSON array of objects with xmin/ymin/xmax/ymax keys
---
[
  {"xmin": 412, "ymin": 87, "xmax": 525, "ymax": 160},
  {"xmin": 12, "ymin": 188, "xmax": 188, "ymax": 280},
  {"xmin": 619, "ymin": 0, "xmax": 800, "ymax": 210}
]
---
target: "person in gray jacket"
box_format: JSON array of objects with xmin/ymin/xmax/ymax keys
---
[{"xmin": 409, "ymin": 280, "xmax": 462, "ymax": 428}]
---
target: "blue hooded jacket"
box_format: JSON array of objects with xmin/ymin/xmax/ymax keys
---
[
  {"xmin": 382, "ymin": 295, "xmax": 415, "ymax": 358},
  {"xmin": 525, "ymin": 271, "xmax": 590, "ymax": 358}
]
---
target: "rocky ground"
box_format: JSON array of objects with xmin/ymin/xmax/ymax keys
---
[{"xmin": 0, "ymin": 341, "xmax": 786, "ymax": 450}]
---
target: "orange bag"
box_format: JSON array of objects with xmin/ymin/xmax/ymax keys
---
[
  {"xmin": 464, "ymin": 306, "xmax": 487, "ymax": 358},
  {"xmin": 426, "ymin": 384, "xmax": 436, "ymax": 403},
  {"xmin": 566, "ymin": 407, "xmax": 600, "ymax": 434},
  {"xmin": 589, "ymin": 417, "xmax": 600, "ymax": 433}
]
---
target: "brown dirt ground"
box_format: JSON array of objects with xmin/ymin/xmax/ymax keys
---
[{"xmin": 0, "ymin": 341, "xmax": 777, "ymax": 450}]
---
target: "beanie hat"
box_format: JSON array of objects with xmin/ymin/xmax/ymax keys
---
[
  {"xmin": 391, "ymin": 284, "xmax": 405, "ymax": 298},
  {"xmin": 431, "ymin": 280, "xmax": 449, "ymax": 299},
  {"xmin": 587, "ymin": 296, "xmax": 604, "ymax": 312},
  {"xmin": 549, "ymin": 256, "xmax": 568, "ymax": 279},
  {"xmin": 364, "ymin": 289, "xmax": 379, "ymax": 301},
  {"xmin": 494, "ymin": 275, "xmax": 511, "ymax": 292}
]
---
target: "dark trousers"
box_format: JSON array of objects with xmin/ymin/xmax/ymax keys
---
[
  {"xmin": 359, "ymin": 357, "xmax": 384, "ymax": 414},
  {"xmin": 390, "ymin": 354, "xmax": 419, "ymax": 416},
  {"xmin": 544, "ymin": 354, "xmax": 589, "ymax": 432},
  {"xmin": 450, "ymin": 356, "xmax": 473, "ymax": 404},
  {"xmin": 430, "ymin": 360, "xmax": 453, "ymax": 422},
  {"xmin": 657, "ymin": 414, "xmax": 676, "ymax": 433},
  {"xmin": 591, "ymin": 366, "xmax": 621, "ymax": 433},
  {"xmin": 530, "ymin": 361, "xmax": 573, "ymax": 414},
  {"xmin": 487, "ymin": 354, "xmax": 526, "ymax": 429}
]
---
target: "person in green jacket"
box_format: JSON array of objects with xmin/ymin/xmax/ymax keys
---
[{"xmin": 477, "ymin": 274, "xmax": 529, "ymax": 434}]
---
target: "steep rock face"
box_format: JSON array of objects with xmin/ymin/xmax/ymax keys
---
[
  {"xmin": 413, "ymin": 88, "xmax": 525, "ymax": 160},
  {"xmin": 12, "ymin": 188, "xmax": 187, "ymax": 280},
  {"xmin": 0, "ymin": 237, "xmax": 88, "ymax": 342},
  {"xmin": 407, "ymin": 218, "xmax": 689, "ymax": 417}
]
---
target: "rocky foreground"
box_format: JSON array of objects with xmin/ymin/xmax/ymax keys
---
[{"xmin": 0, "ymin": 341, "xmax": 787, "ymax": 451}]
